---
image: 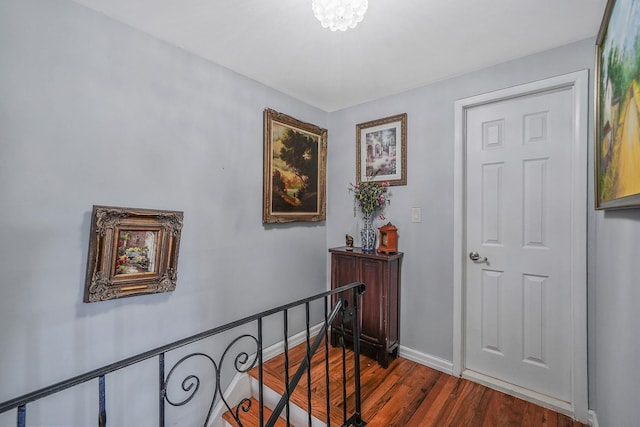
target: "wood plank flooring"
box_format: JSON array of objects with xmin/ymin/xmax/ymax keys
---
[
  {"xmin": 222, "ymin": 397, "xmax": 290, "ymax": 427},
  {"xmin": 249, "ymin": 342, "xmax": 587, "ymax": 427}
]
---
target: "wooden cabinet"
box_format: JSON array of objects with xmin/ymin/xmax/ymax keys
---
[{"xmin": 329, "ymin": 247, "xmax": 403, "ymax": 368}]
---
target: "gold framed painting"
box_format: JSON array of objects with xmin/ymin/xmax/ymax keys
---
[
  {"xmin": 356, "ymin": 113, "xmax": 407, "ymax": 186},
  {"xmin": 595, "ymin": 0, "xmax": 640, "ymax": 209},
  {"xmin": 84, "ymin": 205, "xmax": 183, "ymax": 302},
  {"xmin": 263, "ymin": 108, "xmax": 327, "ymax": 223}
]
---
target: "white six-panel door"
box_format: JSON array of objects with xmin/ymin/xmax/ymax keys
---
[
  {"xmin": 465, "ymin": 88, "xmax": 573, "ymax": 402},
  {"xmin": 453, "ymin": 71, "xmax": 588, "ymax": 422}
]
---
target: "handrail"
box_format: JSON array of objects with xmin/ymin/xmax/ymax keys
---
[{"xmin": 0, "ymin": 281, "xmax": 367, "ymax": 426}]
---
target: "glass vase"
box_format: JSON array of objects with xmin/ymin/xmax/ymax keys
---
[{"xmin": 360, "ymin": 211, "xmax": 376, "ymax": 252}]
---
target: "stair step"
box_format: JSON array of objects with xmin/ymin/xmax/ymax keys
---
[
  {"xmin": 248, "ymin": 343, "xmax": 370, "ymax": 427},
  {"xmin": 222, "ymin": 397, "xmax": 292, "ymax": 427}
]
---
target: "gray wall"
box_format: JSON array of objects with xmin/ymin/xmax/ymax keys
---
[
  {"xmin": 327, "ymin": 38, "xmax": 597, "ymax": 365},
  {"xmin": 2, "ymin": 1, "xmax": 639, "ymax": 426},
  {"xmin": 593, "ymin": 209, "xmax": 640, "ymax": 426},
  {"xmin": 0, "ymin": 1, "xmax": 328, "ymax": 425},
  {"xmin": 327, "ymin": 38, "xmax": 638, "ymax": 426}
]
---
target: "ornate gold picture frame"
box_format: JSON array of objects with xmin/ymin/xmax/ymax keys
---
[
  {"xmin": 84, "ymin": 205, "xmax": 183, "ymax": 302},
  {"xmin": 263, "ymin": 108, "xmax": 327, "ymax": 223}
]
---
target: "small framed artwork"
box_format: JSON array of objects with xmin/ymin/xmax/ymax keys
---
[
  {"xmin": 84, "ymin": 205, "xmax": 183, "ymax": 302},
  {"xmin": 263, "ymin": 108, "xmax": 327, "ymax": 223},
  {"xmin": 356, "ymin": 113, "xmax": 407, "ymax": 186},
  {"xmin": 595, "ymin": 0, "xmax": 640, "ymax": 209}
]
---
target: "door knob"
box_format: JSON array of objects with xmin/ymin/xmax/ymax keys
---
[{"xmin": 469, "ymin": 251, "xmax": 488, "ymax": 262}]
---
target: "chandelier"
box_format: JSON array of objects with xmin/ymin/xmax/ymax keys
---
[{"xmin": 311, "ymin": 0, "xmax": 369, "ymax": 32}]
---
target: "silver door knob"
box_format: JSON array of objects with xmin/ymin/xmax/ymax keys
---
[{"xmin": 469, "ymin": 251, "xmax": 487, "ymax": 262}]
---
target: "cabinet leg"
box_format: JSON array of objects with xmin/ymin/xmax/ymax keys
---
[
  {"xmin": 377, "ymin": 352, "xmax": 389, "ymax": 369},
  {"xmin": 377, "ymin": 348, "xmax": 400, "ymax": 368}
]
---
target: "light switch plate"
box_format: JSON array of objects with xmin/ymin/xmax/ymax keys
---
[{"xmin": 411, "ymin": 207, "xmax": 422, "ymax": 223}]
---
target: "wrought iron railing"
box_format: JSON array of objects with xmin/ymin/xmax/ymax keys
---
[{"xmin": 0, "ymin": 282, "xmax": 367, "ymax": 427}]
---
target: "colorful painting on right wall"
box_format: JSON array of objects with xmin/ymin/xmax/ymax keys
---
[{"xmin": 596, "ymin": 0, "xmax": 640, "ymax": 209}]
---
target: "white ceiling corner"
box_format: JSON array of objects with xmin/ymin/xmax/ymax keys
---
[{"xmin": 72, "ymin": 0, "xmax": 608, "ymax": 112}]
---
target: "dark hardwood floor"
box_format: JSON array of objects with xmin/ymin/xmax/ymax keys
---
[{"xmin": 250, "ymin": 341, "xmax": 587, "ymax": 427}]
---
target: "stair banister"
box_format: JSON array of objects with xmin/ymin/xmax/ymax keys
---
[
  {"xmin": 0, "ymin": 282, "xmax": 367, "ymax": 427},
  {"xmin": 265, "ymin": 294, "xmax": 346, "ymax": 426}
]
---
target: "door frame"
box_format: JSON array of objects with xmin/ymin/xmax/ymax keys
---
[{"xmin": 452, "ymin": 70, "xmax": 589, "ymax": 422}]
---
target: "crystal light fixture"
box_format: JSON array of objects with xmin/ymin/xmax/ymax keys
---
[{"xmin": 311, "ymin": 0, "xmax": 368, "ymax": 32}]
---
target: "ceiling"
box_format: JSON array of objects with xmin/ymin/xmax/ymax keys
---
[{"xmin": 72, "ymin": 0, "xmax": 608, "ymax": 112}]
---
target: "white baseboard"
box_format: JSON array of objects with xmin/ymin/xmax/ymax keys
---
[
  {"xmin": 399, "ymin": 346, "xmax": 600, "ymax": 425},
  {"xmin": 261, "ymin": 323, "xmax": 324, "ymax": 363},
  {"xmin": 463, "ymin": 369, "xmax": 574, "ymax": 418},
  {"xmin": 249, "ymin": 374, "xmax": 325, "ymax": 426},
  {"xmin": 398, "ymin": 345, "xmax": 454, "ymax": 375}
]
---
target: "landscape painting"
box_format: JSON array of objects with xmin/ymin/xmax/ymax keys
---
[
  {"xmin": 263, "ymin": 109, "xmax": 327, "ymax": 223},
  {"xmin": 596, "ymin": 0, "xmax": 640, "ymax": 208}
]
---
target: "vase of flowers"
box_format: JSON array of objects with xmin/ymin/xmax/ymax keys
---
[{"xmin": 349, "ymin": 180, "xmax": 391, "ymax": 252}]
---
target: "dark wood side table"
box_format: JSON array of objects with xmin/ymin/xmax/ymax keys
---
[{"xmin": 329, "ymin": 246, "xmax": 403, "ymax": 368}]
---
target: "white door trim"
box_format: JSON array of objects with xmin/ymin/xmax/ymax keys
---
[{"xmin": 452, "ymin": 70, "xmax": 589, "ymax": 423}]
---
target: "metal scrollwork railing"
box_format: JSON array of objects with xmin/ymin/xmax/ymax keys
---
[
  {"xmin": 162, "ymin": 334, "xmax": 260, "ymax": 426},
  {"xmin": 0, "ymin": 282, "xmax": 367, "ymax": 427}
]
